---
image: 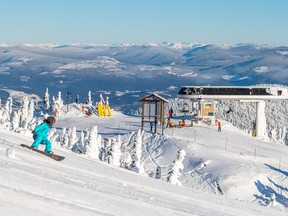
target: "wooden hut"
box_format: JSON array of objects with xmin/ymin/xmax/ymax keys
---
[{"xmin": 139, "ymin": 93, "xmax": 169, "ymax": 134}]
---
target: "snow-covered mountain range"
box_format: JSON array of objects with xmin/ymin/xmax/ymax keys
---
[{"xmin": 0, "ymin": 42, "xmax": 287, "ymax": 110}]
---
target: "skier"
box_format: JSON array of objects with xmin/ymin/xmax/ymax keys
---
[{"xmin": 31, "ymin": 116, "xmax": 56, "ymax": 153}]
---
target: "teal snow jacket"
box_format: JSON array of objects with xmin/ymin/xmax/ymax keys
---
[{"xmin": 33, "ymin": 122, "xmax": 51, "ymax": 138}]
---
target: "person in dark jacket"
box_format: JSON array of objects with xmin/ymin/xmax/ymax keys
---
[{"xmin": 31, "ymin": 116, "xmax": 56, "ymax": 153}]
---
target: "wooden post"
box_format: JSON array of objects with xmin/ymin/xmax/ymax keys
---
[
  {"xmin": 254, "ymin": 148, "xmax": 256, "ymax": 160},
  {"xmin": 141, "ymin": 101, "xmax": 144, "ymax": 132},
  {"xmin": 154, "ymin": 101, "xmax": 158, "ymax": 134},
  {"xmin": 225, "ymin": 138, "xmax": 228, "ymax": 151},
  {"xmin": 161, "ymin": 101, "xmax": 165, "ymax": 135}
]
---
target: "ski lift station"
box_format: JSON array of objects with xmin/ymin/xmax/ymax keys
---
[{"xmin": 177, "ymin": 86, "xmax": 288, "ymax": 139}]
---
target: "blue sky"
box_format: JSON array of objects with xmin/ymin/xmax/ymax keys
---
[{"xmin": 1, "ymin": 0, "xmax": 288, "ymax": 46}]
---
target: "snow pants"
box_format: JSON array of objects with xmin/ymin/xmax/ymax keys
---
[{"xmin": 31, "ymin": 134, "xmax": 52, "ymax": 153}]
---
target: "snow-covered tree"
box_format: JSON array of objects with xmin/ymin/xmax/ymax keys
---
[
  {"xmin": 52, "ymin": 92, "xmax": 64, "ymax": 115},
  {"xmin": 167, "ymin": 149, "xmax": 186, "ymax": 186},
  {"xmin": 111, "ymin": 135, "xmax": 122, "ymax": 167},
  {"xmin": 155, "ymin": 166, "xmax": 162, "ymax": 180},
  {"xmin": 11, "ymin": 111, "xmax": 20, "ymax": 131},
  {"xmin": 28, "ymin": 100, "xmax": 34, "ymax": 121},
  {"xmin": 72, "ymin": 131, "xmax": 85, "ymax": 153},
  {"xmin": 5, "ymin": 97, "xmax": 13, "ymax": 115},
  {"xmin": 60, "ymin": 127, "xmax": 67, "ymax": 146},
  {"xmin": 43, "ymin": 88, "xmax": 50, "ymax": 110},
  {"xmin": 68, "ymin": 127, "xmax": 78, "ymax": 149},
  {"xmin": 19, "ymin": 97, "xmax": 29, "ymax": 129},
  {"xmin": 63, "ymin": 133, "xmax": 69, "ymax": 148},
  {"xmin": 0, "ymin": 109, "xmax": 10, "ymax": 129},
  {"xmin": 120, "ymin": 151, "xmax": 132, "ymax": 169},
  {"xmin": 48, "ymin": 127, "xmax": 59, "ymax": 146},
  {"xmin": 86, "ymin": 91, "xmax": 92, "ymax": 105},
  {"xmin": 98, "ymin": 138, "xmax": 108, "ymax": 161},
  {"xmin": 85, "ymin": 125, "xmax": 100, "ymax": 158},
  {"xmin": 130, "ymin": 130, "xmax": 145, "ymax": 174},
  {"xmin": 84, "ymin": 128, "xmax": 89, "ymax": 143}
]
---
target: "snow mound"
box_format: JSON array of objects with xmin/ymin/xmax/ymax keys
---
[{"xmin": 6, "ymin": 148, "xmax": 17, "ymax": 159}]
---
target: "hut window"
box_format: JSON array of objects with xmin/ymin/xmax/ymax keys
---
[{"xmin": 204, "ymin": 103, "xmax": 212, "ymax": 108}]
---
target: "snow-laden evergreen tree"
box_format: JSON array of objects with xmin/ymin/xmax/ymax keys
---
[
  {"xmin": 120, "ymin": 151, "xmax": 132, "ymax": 169},
  {"xmin": 167, "ymin": 149, "xmax": 186, "ymax": 186},
  {"xmin": 0, "ymin": 109, "xmax": 10, "ymax": 129},
  {"xmin": 65, "ymin": 127, "xmax": 72, "ymax": 148},
  {"xmin": 69, "ymin": 127, "xmax": 78, "ymax": 149},
  {"xmin": 0, "ymin": 97, "xmax": 12, "ymax": 129},
  {"xmin": 28, "ymin": 100, "xmax": 34, "ymax": 121},
  {"xmin": 62, "ymin": 133, "xmax": 69, "ymax": 148},
  {"xmin": 155, "ymin": 166, "xmax": 162, "ymax": 180},
  {"xmin": 52, "ymin": 92, "xmax": 64, "ymax": 115},
  {"xmin": 11, "ymin": 111, "xmax": 20, "ymax": 131},
  {"xmin": 5, "ymin": 97, "xmax": 13, "ymax": 115},
  {"xmin": 48, "ymin": 127, "xmax": 59, "ymax": 146},
  {"xmin": 72, "ymin": 131, "xmax": 85, "ymax": 153},
  {"xmin": 85, "ymin": 125, "xmax": 100, "ymax": 158},
  {"xmin": 19, "ymin": 97, "xmax": 29, "ymax": 129},
  {"xmin": 28, "ymin": 117, "xmax": 38, "ymax": 132},
  {"xmin": 99, "ymin": 138, "xmax": 108, "ymax": 161},
  {"xmin": 130, "ymin": 130, "xmax": 145, "ymax": 174},
  {"xmin": 57, "ymin": 91, "xmax": 64, "ymax": 106},
  {"xmin": 84, "ymin": 128, "xmax": 90, "ymax": 144},
  {"xmin": 105, "ymin": 140, "xmax": 112, "ymax": 163},
  {"xmin": 43, "ymin": 88, "xmax": 50, "ymax": 110},
  {"xmin": 86, "ymin": 91, "xmax": 92, "ymax": 105},
  {"xmin": 60, "ymin": 127, "xmax": 67, "ymax": 146},
  {"xmin": 111, "ymin": 135, "xmax": 122, "ymax": 167},
  {"xmin": 0, "ymin": 98, "xmax": 1, "ymax": 109},
  {"xmin": 51, "ymin": 96, "xmax": 56, "ymax": 111}
]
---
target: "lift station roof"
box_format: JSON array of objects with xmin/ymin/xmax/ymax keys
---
[{"xmin": 177, "ymin": 86, "xmax": 288, "ymax": 100}]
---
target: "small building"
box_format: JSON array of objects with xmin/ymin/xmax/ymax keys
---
[
  {"xmin": 139, "ymin": 93, "xmax": 169, "ymax": 134},
  {"xmin": 199, "ymin": 100, "xmax": 215, "ymax": 118}
]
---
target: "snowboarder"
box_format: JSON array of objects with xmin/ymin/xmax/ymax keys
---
[
  {"xmin": 31, "ymin": 116, "xmax": 56, "ymax": 153},
  {"xmin": 168, "ymin": 107, "xmax": 173, "ymax": 118}
]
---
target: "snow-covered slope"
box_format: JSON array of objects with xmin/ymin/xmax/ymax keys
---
[{"xmin": 1, "ymin": 107, "xmax": 288, "ymax": 215}]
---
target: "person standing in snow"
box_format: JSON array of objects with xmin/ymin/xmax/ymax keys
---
[
  {"xmin": 168, "ymin": 107, "xmax": 173, "ymax": 118},
  {"xmin": 217, "ymin": 121, "xmax": 222, "ymax": 132},
  {"xmin": 31, "ymin": 116, "xmax": 56, "ymax": 153},
  {"xmin": 150, "ymin": 121, "xmax": 155, "ymax": 132}
]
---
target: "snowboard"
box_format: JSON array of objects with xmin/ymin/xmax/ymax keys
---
[{"xmin": 20, "ymin": 144, "xmax": 65, "ymax": 161}]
